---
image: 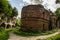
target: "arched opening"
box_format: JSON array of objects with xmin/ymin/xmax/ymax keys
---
[
  {"xmin": 1, "ymin": 23, "xmax": 5, "ymax": 28},
  {"xmin": 7, "ymin": 24, "xmax": 11, "ymax": 28}
]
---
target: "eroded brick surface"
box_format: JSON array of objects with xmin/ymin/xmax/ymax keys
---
[{"xmin": 21, "ymin": 5, "xmax": 57, "ymax": 32}]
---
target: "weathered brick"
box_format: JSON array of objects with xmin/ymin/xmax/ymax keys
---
[{"xmin": 21, "ymin": 5, "xmax": 57, "ymax": 32}]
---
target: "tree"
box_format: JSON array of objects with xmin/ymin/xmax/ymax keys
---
[
  {"xmin": 0, "ymin": 0, "xmax": 9, "ymax": 21},
  {"xmin": 56, "ymin": 0, "xmax": 60, "ymax": 3},
  {"xmin": 55, "ymin": 8, "xmax": 60, "ymax": 19},
  {"xmin": 12, "ymin": 7, "xmax": 18, "ymax": 17},
  {"xmin": 6, "ymin": 3, "xmax": 12, "ymax": 17},
  {"xmin": 0, "ymin": 0, "xmax": 8, "ymax": 14},
  {"xmin": 0, "ymin": 0, "xmax": 18, "ymax": 28},
  {"xmin": 16, "ymin": 19, "xmax": 21, "ymax": 26},
  {"xmin": 55, "ymin": 8, "xmax": 60, "ymax": 28}
]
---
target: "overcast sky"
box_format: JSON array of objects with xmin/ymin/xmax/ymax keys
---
[{"xmin": 8, "ymin": 0, "xmax": 60, "ymax": 18}]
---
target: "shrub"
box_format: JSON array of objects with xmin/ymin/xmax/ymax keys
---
[
  {"xmin": 13, "ymin": 28, "xmax": 58, "ymax": 36},
  {"xmin": 0, "ymin": 28, "xmax": 9, "ymax": 40},
  {"xmin": 15, "ymin": 19, "xmax": 21, "ymax": 27}
]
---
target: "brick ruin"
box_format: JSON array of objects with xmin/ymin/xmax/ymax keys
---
[
  {"xmin": 0, "ymin": 16, "xmax": 16, "ymax": 28},
  {"xmin": 21, "ymin": 5, "xmax": 57, "ymax": 32}
]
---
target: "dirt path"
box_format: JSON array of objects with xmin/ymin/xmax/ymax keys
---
[{"xmin": 8, "ymin": 30, "xmax": 60, "ymax": 40}]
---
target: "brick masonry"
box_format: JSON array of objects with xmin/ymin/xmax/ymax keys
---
[{"xmin": 21, "ymin": 5, "xmax": 57, "ymax": 32}]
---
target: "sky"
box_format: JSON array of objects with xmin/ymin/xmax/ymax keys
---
[{"xmin": 8, "ymin": 0, "xmax": 60, "ymax": 18}]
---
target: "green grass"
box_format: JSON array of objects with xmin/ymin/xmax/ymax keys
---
[
  {"xmin": 0, "ymin": 28, "xmax": 9, "ymax": 40},
  {"xmin": 13, "ymin": 28, "xmax": 58, "ymax": 36},
  {"xmin": 46, "ymin": 34, "xmax": 60, "ymax": 40}
]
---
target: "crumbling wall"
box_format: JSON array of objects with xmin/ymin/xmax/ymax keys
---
[{"xmin": 21, "ymin": 5, "xmax": 50, "ymax": 32}]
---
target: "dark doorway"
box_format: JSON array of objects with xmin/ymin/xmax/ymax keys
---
[
  {"xmin": 1, "ymin": 23, "xmax": 5, "ymax": 28},
  {"xmin": 7, "ymin": 24, "xmax": 10, "ymax": 28}
]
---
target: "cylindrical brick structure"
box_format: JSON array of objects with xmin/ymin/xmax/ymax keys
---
[{"xmin": 21, "ymin": 5, "xmax": 50, "ymax": 32}]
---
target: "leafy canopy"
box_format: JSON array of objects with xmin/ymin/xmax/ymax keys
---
[
  {"xmin": 55, "ymin": 8, "xmax": 60, "ymax": 20},
  {"xmin": 12, "ymin": 7, "xmax": 18, "ymax": 17},
  {"xmin": 0, "ymin": 0, "xmax": 8, "ymax": 13},
  {"xmin": 56, "ymin": 0, "xmax": 60, "ymax": 3},
  {"xmin": 0, "ymin": 0, "xmax": 18, "ymax": 20}
]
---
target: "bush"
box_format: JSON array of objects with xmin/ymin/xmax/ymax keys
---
[
  {"xmin": 0, "ymin": 28, "xmax": 9, "ymax": 40},
  {"xmin": 15, "ymin": 19, "xmax": 21, "ymax": 27},
  {"xmin": 13, "ymin": 28, "xmax": 58, "ymax": 36}
]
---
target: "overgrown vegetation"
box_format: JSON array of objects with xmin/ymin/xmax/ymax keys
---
[
  {"xmin": 15, "ymin": 19, "xmax": 21, "ymax": 27},
  {"xmin": 56, "ymin": 0, "xmax": 60, "ymax": 3},
  {"xmin": 0, "ymin": 28, "xmax": 9, "ymax": 40},
  {"xmin": 0, "ymin": 0, "xmax": 60, "ymax": 40},
  {"xmin": 46, "ymin": 34, "xmax": 60, "ymax": 40},
  {"xmin": 0, "ymin": 0, "xmax": 19, "ymax": 40},
  {"xmin": 0, "ymin": 0, "xmax": 18, "ymax": 27},
  {"xmin": 13, "ymin": 28, "xmax": 58, "ymax": 36}
]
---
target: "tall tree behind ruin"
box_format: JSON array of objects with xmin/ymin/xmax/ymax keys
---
[
  {"xmin": 55, "ymin": 8, "xmax": 60, "ymax": 20},
  {"xmin": 12, "ymin": 7, "xmax": 18, "ymax": 17},
  {"xmin": 56, "ymin": 0, "xmax": 60, "ymax": 3},
  {"xmin": 0, "ymin": 0, "xmax": 8, "ymax": 15}
]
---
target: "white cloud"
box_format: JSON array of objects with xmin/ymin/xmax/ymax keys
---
[
  {"xmin": 42, "ymin": 0, "xmax": 56, "ymax": 12},
  {"xmin": 9, "ymin": 0, "xmax": 60, "ymax": 18},
  {"xmin": 23, "ymin": 0, "xmax": 31, "ymax": 4},
  {"xmin": 23, "ymin": 0, "xmax": 43, "ymax": 4}
]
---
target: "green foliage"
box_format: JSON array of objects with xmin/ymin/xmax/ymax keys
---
[
  {"xmin": 55, "ymin": 8, "xmax": 60, "ymax": 20},
  {"xmin": 0, "ymin": 0, "xmax": 8, "ymax": 13},
  {"xmin": 6, "ymin": 3, "xmax": 12, "ymax": 17},
  {"xmin": 55, "ymin": 8, "xmax": 60, "ymax": 16},
  {"xmin": 0, "ymin": 0, "xmax": 18, "ymax": 27},
  {"xmin": 12, "ymin": 7, "xmax": 18, "ymax": 17},
  {"xmin": 46, "ymin": 34, "xmax": 60, "ymax": 40},
  {"xmin": 0, "ymin": 0, "xmax": 18, "ymax": 40},
  {"xmin": 0, "ymin": 28, "xmax": 9, "ymax": 40},
  {"xmin": 56, "ymin": 0, "xmax": 60, "ymax": 3},
  {"xmin": 5, "ymin": 4, "xmax": 18, "ymax": 18},
  {"xmin": 0, "ymin": 0, "xmax": 18, "ymax": 17},
  {"xmin": 0, "ymin": 0, "xmax": 18, "ymax": 18},
  {"xmin": 15, "ymin": 19, "xmax": 21, "ymax": 27},
  {"xmin": 13, "ymin": 28, "xmax": 58, "ymax": 36}
]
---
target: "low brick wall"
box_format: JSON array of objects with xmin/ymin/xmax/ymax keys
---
[{"xmin": 21, "ymin": 18, "xmax": 49, "ymax": 32}]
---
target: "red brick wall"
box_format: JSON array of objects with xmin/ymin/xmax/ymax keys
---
[{"xmin": 21, "ymin": 5, "xmax": 50, "ymax": 32}]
